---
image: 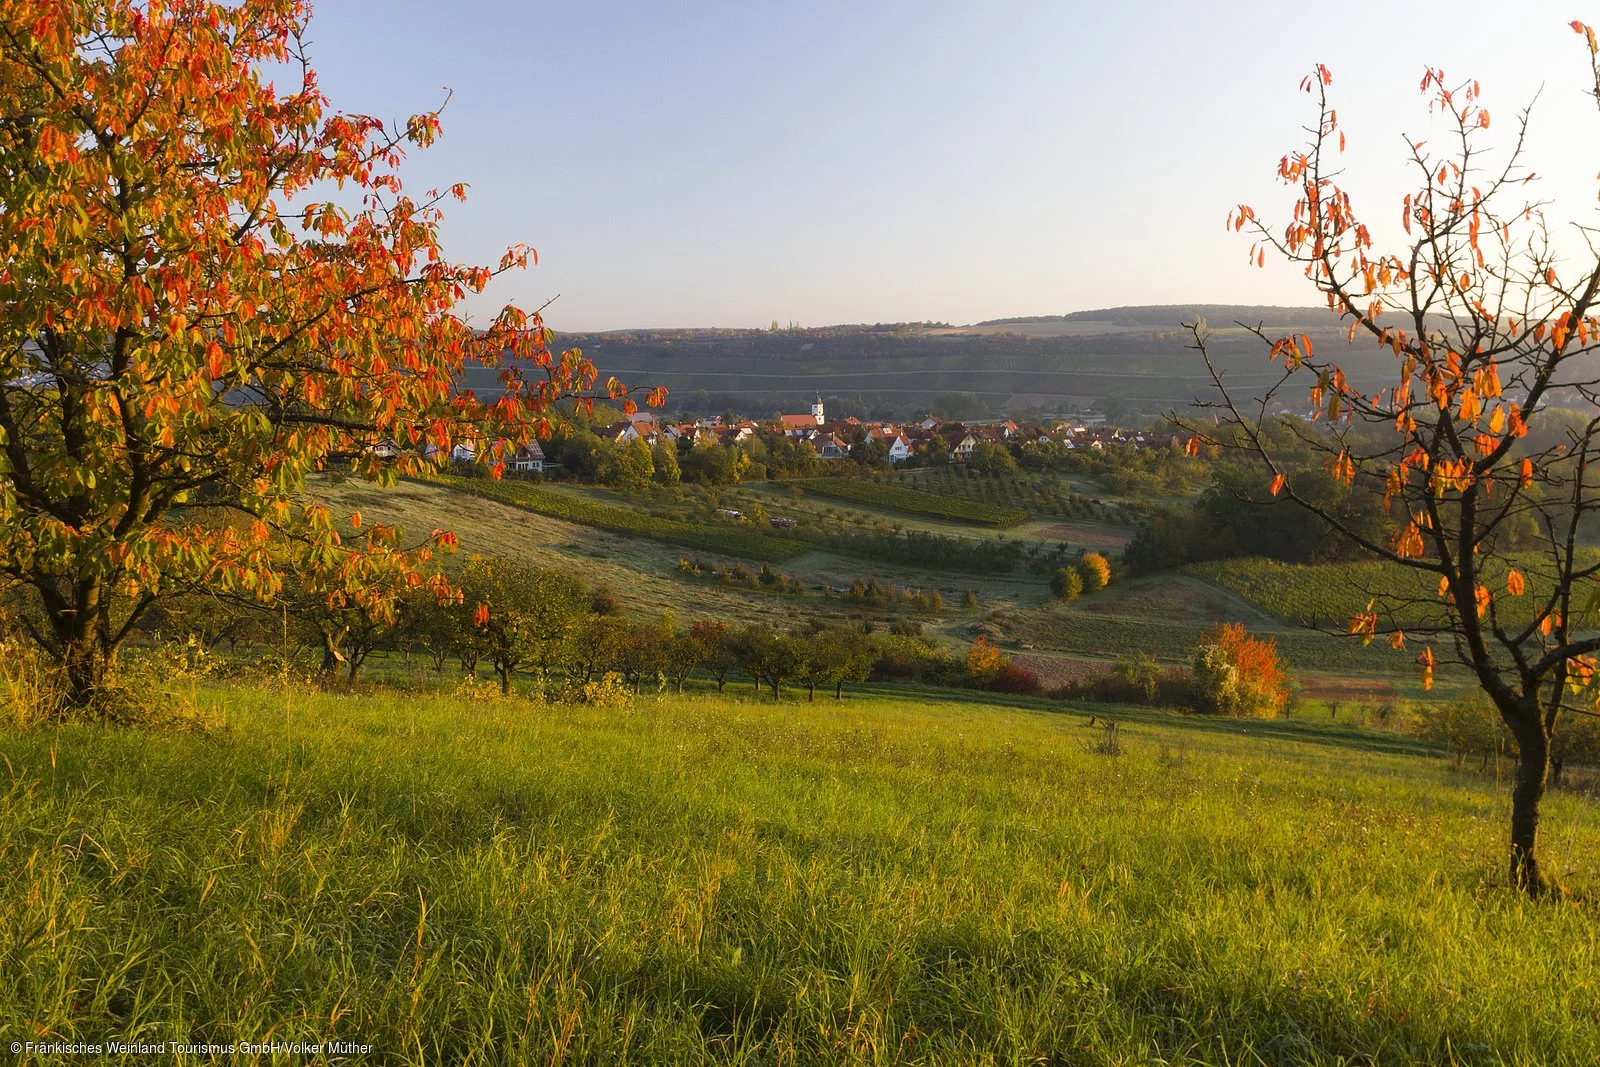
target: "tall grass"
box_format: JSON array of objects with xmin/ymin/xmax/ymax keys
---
[{"xmin": 2, "ymin": 686, "xmax": 1598, "ymax": 1063}]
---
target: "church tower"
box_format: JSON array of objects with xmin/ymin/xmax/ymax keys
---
[{"xmin": 810, "ymin": 396, "xmax": 825, "ymax": 426}]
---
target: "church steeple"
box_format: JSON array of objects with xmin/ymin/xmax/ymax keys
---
[{"xmin": 810, "ymin": 395, "xmax": 825, "ymax": 426}]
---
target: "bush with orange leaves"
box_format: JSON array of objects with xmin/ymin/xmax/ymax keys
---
[{"xmin": 1192, "ymin": 623, "xmax": 1291, "ymax": 718}]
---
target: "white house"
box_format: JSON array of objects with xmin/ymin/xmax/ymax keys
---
[
  {"xmin": 599, "ymin": 421, "xmax": 641, "ymax": 444},
  {"xmin": 886, "ymin": 433, "xmax": 913, "ymax": 464},
  {"xmin": 511, "ymin": 440, "xmax": 545, "ymax": 474}
]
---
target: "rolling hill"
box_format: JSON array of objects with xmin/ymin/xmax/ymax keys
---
[{"xmin": 461, "ymin": 305, "xmax": 1408, "ymax": 419}]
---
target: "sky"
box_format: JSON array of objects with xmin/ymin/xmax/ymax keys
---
[{"xmin": 302, "ymin": 1, "xmax": 1600, "ymax": 331}]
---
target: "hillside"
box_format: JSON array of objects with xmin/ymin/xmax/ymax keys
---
[
  {"xmin": 5, "ymin": 687, "xmax": 1597, "ymax": 1063},
  {"xmin": 463, "ymin": 306, "xmax": 1404, "ymax": 419}
]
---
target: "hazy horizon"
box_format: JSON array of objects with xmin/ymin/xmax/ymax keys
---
[{"xmin": 305, "ymin": 1, "xmax": 1600, "ymax": 331}]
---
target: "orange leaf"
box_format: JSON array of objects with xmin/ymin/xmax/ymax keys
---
[
  {"xmin": 1506, "ymin": 570, "xmax": 1526, "ymax": 596},
  {"xmin": 1270, "ymin": 473, "xmax": 1287, "ymax": 496}
]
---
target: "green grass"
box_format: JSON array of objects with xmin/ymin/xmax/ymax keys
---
[
  {"xmin": 1187, "ymin": 555, "xmax": 1597, "ymax": 630},
  {"xmin": 1008, "ymin": 597, "xmax": 1436, "ymax": 682},
  {"xmin": 791, "ymin": 478, "xmax": 1029, "ymax": 527},
  {"xmin": 4, "ymin": 685, "xmax": 1599, "ymax": 1063},
  {"xmin": 429, "ymin": 474, "xmax": 809, "ymax": 562}
]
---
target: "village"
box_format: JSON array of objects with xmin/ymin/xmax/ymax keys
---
[{"xmin": 458, "ymin": 398, "xmax": 1186, "ymax": 476}]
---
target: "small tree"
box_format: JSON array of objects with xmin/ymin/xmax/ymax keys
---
[
  {"xmin": 1078, "ymin": 553, "xmax": 1112, "ymax": 593},
  {"xmin": 651, "ymin": 441, "xmax": 682, "ymax": 485},
  {"xmin": 461, "ymin": 558, "xmax": 585, "ymax": 696},
  {"xmin": 607, "ymin": 438, "xmax": 656, "ymax": 490},
  {"xmin": 662, "ymin": 624, "xmax": 706, "ymax": 693},
  {"xmin": 1197, "ymin": 24, "xmax": 1600, "ymax": 892},
  {"xmin": 398, "ymin": 587, "xmax": 461, "ymax": 673},
  {"xmin": 732, "ymin": 624, "xmax": 775, "ymax": 696},
  {"xmin": 1192, "ymin": 624, "xmax": 1290, "ymax": 719},
  {"xmin": 692, "ymin": 619, "xmax": 737, "ymax": 693},
  {"xmin": 821, "ymin": 628, "xmax": 875, "ymax": 700},
  {"xmin": 967, "ymin": 441, "xmax": 1018, "ymax": 474},
  {"xmin": 268, "ymin": 518, "xmax": 440, "ymax": 683},
  {"xmin": 966, "ymin": 634, "xmax": 1009, "ymax": 679},
  {"xmin": 1050, "ymin": 566, "xmax": 1084, "ymax": 600},
  {"xmin": 616, "ymin": 614, "xmax": 673, "ymax": 693}
]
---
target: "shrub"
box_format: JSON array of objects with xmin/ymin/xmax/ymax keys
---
[
  {"xmin": 1056, "ymin": 656, "xmax": 1196, "ymax": 709},
  {"xmin": 1079, "ymin": 552, "xmax": 1112, "ymax": 593},
  {"xmin": 0, "ymin": 630, "xmax": 64, "ymax": 727},
  {"xmin": 1191, "ymin": 644, "xmax": 1242, "ymax": 716},
  {"xmin": 985, "ymin": 662, "xmax": 1044, "ymax": 696},
  {"xmin": 966, "ymin": 634, "xmax": 1008, "ymax": 677},
  {"xmin": 1417, "ymin": 693, "xmax": 1511, "ymax": 771},
  {"xmin": 1051, "ymin": 566, "xmax": 1084, "ymax": 600},
  {"xmin": 580, "ymin": 672, "xmax": 635, "ymax": 710},
  {"xmin": 1192, "ymin": 623, "xmax": 1290, "ymax": 718}
]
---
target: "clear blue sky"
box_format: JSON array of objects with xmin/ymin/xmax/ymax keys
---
[{"xmin": 303, "ymin": 1, "xmax": 1600, "ymax": 330}]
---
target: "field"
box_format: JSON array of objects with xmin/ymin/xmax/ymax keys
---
[
  {"xmin": 431, "ymin": 474, "xmax": 810, "ymax": 563},
  {"xmin": 1003, "ymin": 575, "xmax": 1442, "ymax": 690},
  {"xmin": 790, "ymin": 478, "xmax": 1029, "ymax": 527},
  {"xmin": 5, "ymin": 685, "xmax": 1599, "ymax": 1064},
  {"xmin": 1186, "ymin": 556, "xmax": 1595, "ymax": 631},
  {"xmin": 906, "ymin": 467, "xmax": 1134, "ymax": 524}
]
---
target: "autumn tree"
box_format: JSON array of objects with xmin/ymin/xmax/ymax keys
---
[
  {"xmin": 0, "ymin": 1, "xmax": 657, "ymax": 709},
  {"xmin": 965, "ymin": 634, "xmax": 1008, "ymax": 679},
  {"xmin": 1078, "ymin": 552, "xmax": 1111, "ymax": 593},
  {"xmin": 1194, "ymin": 24, "xmax": 1600, "ymax": 892},
  {"xmin": 1191, "ymin": 623, "xmax": 1290, "ymax": 719}
]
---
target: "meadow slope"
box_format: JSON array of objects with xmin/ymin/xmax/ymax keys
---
[{"xmin": 3, "ymin": 687, "xmax": 1599, "ymax": 1065}]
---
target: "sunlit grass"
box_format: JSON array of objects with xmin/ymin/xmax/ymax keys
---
[{"xmin": 2, "ymin": 686, "xmax": 1597, "ymax": 1064}]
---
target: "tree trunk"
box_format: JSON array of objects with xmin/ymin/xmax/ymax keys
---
[
  {"xmin": 319, "ymin": 626, "xmax": 348, "ymax": 676},
  {"xmin": 1508, "ymin": 719, "xmax": 1550, "ymax": 895},
  {"xmin": 61, "ymin": 632, "xmax": 110, "ymax": 708},
  {"xmin": 807, "ymin": 682, "xmax": 815, "ymax": 702},
  {"xmin": 498, "ymin": 665, "xmax": 512, "ymax": 696},
  {"xmin": 835, "ymin": 681, "xmax": 844, "ymax": 701}
]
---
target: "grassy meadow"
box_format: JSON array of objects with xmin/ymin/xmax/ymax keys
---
[{"xmin": 4, "ymin": 684, "xmax": 1599, "ymax": 1064}]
